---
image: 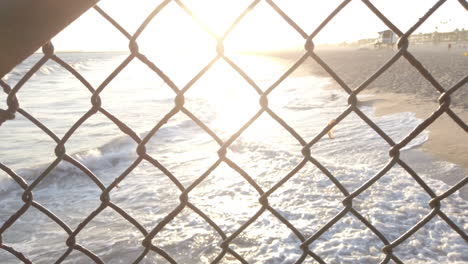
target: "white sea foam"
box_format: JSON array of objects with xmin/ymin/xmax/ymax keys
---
[{"xmin": 0, "ymin": 53, "xmax": 466, "ymax": 263}]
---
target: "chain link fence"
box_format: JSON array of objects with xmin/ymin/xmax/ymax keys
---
[{"xmin": 1, "ymin": 0, "xmax": 467, "ymax": 263}]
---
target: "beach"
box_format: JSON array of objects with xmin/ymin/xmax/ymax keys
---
[
  {"xmin": 364, "ymin": 92, "xmax": 468, "ymax": 198},
  {"xmin": 296, "ymin": 46, "xmax": 468, "ymax": 197},
  {"xmin": 309, "ymin": 46, "xmax": 468, "ymax": 108},
  {"xmin": 289, "ymin": 47, "xmax": 468, "ymax": 189}
]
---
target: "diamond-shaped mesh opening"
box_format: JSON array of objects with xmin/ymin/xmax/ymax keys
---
[
  {"xmin": 15, "ymin": 61, "xmax": 92, "ymax": 138},
  {"xmin": 353, "ymin": 165, "xmax": 433, "ymax": 241},
  {"xmin": 226, "ymin": 1, "xmax": 305, "ymax": 51},
  {"xmin": 97, "ymin": 0, "xmax": 164, "ymax": 35},
  {"xmin": 452, "ymin": 83, "xmax": 468, "ymax": 110},
  {"xmin": 1, "ymin": 54, "xmax": 43, "ymax": 87},
  {"xmin": 137, "ymin": 2, "xmax": 217, "ymax": 88},
  {"xmin": 310, "ymin": 112, "xmax": 391, "ymax": 191},
  {"xmin": 109, "ymin": 159, "xmax": 181, "ymax": 230},
  {"xmin": 227, "ymin": 114, "xmax": 303, "ymax": 190},
  {"xmin": 369, "ymin": 0, "xmax": 440, "ymax": 32},
  {"xmin": 2, "ymin": 207, "xmax": 70, "ymax": 263},
  {"xmin": 308, "ymin": 214, "xmax": 387, "ymax": 264},
  {"xmin": 64, "ymin": 113, "xmax": 136, "ymax": 159},
  {"xmin": 0, "ymin": 0, "xmax": 466, "ymax": 263},
  {"xmin": 313, "ymin": 48, "xmax": 397, "ymax": 90},
  {"xmin": 60, "ymin": 53, "xmax": 131, "ymax": 90},
  {"xmin": 229, "ymin": 211, "xmax": 304, "ymax": 263},
  {"xmin": 151, "ymin": 208, "xmax": 223, "ymax": 263},
  {"xmin": 356, "ymin": 93, "xmax": 433, "ymax": 144},
  {"xmin": 144, "ymin": 114, "xmax": 220, "ymax": 185},
  {"xmin": 184, "ymin": 60, "xmax": 260, "ymax": 139},
  {"xmin": 225, "ymin": 2, "xmax": 305, "ymax": 84},
  {"xmin": 392, "ymin": 216, "xmax": 468, "ymax": 264},
  {"xmin": 57, "ymin": 51, "xmax": 131, "ymax": 90},
  {"xmin": 97, "ymin": 59, "xmax": 175, "ymax": 134},
  {"xmin": 267, "ymin": 64, "xmax": 348, "ymax": 140},
  {"xmin": 270, "ymin": 0, "xmax": 346, "ymax": 34},
  {"xmin": 75, "ymin": 208, "xmax": 147, "ymax": 263},
  {"xmin": 189, "ymin": 162, "xmax": 262, "ymax": 235},
  {"xmin": 0, "ymin": 173, "xmax": 24, "ymax": 226},
  {"xmin": 230, "ymin": 54, "xmax": 299, "ymax": 91},
  {"xmin": 52, "ymin": 7, "xmax": 129, "ymax": 53},
  {"xmin": 365, "ymin": 56, "xmax": 441, "ymax": 100},
  {"xmin": 300, "ymin": 56, "xmax": 348, "ymax": 94},
  {"xmin": 405, "ymin": 47, "xmax": 468, "ymax": 94},
  {"xmin": 268, "ymin": 162, "xmax": 345, "ymax": 237},
  {"xmin": 32, "ymin": 161, "xmax": 103, "ymax": 228},
  {"xmin": 312, "ymin": 1, "xmax": 392, "ymax": 45},
  {"xmin": 399, "ymin": 145, "xmax": 466, "ymax": 195},
  {"xmin": 438, "ymin": 193, "xmax": 468, "ymax": 230},
  {"xmin": 179, "ymin": 0, "xmax": 254, "ymax": 37},
  {"xmin": 0, "ymin": 114, "xmax": 57, "ymax": 171},
  {"xmin": 407, "ymin": 111, "xmax": 468, "ymax": 176}
]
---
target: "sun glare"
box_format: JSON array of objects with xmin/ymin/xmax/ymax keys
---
[{"xmin": 53, "ymin": 0, "xmax": 467, "ymax": 52}]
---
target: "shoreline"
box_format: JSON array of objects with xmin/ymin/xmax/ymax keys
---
[
  {"xmin": 321, "ymin": 80, "xmax": 467, "ymax": 198},
  {"xmin": 282, "ymin": 47, "xmax": 468, "ymax": 198},
  {"xmin": 360, "ymin": 92, "xmax": 468, "ymax": 171},
  {"xmin": 359, "ymin": 92, "xmax": 467, "ymax": 199}
]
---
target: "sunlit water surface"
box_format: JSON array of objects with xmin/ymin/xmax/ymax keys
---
[{"xmin": 0, "ymin": 53, "xmax": 466, "ymax": 263}]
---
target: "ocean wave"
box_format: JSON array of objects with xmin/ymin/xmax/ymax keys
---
[
  {"xmin": 0, "ymin": 135, "xmax": 136, "ymax": 192},
  {"xmin": 40, "ymin": 65, "xmax": 53, "ymax": 75},
  {"xmin": 0, "ymin": 117, "xmax": 206, "ymax": 193}
]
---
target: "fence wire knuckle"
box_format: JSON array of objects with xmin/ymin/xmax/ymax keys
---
[{"xmin": 0, "ymin": 0, "xmax": 467, "ymax": 263}]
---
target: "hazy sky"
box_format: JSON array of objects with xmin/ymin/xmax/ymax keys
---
[{"xmin": 53, "ymin": 0, "xmax": 468, "ymax": 52}]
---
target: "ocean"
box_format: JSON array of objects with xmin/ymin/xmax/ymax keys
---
[{"xmin": 0, "ymin": 52, "xmax": 466, "ymax": 263}]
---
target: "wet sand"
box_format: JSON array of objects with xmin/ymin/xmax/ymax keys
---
[
  {"xmin": 287, "ymin": 46, "xmax": 468, "ymax": 196},
  {"xmin": 361, "ymin": 92, "xmax": 467, "ymax": 199},
  {"xmin": 361, "ymin": 92, "xmax": 468, "ymax": 171},
  {"xmin": 296, "ymin": 47, "xmax": 468, "ymax": 170}
]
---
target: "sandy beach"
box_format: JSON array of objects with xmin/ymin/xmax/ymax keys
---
[
  {"xmin": 284, "ymin": 46, "xmax": 468, "ymax": 195},
  {"xmin": 309, "ymin": 46, "xmax": 468, "ymax": 108}
]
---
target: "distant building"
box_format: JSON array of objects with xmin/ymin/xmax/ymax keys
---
[
  {"xmin": 355, "ymin": 29, "xmax": 467, "ymax": 49},
  {"xmin": 409, "ymin": 29, "xmax": 468, "ymax": 45},
  {"xmin": 375, "ymin": 30, "xmax": 397, "ymax": 48},
  {"xmin": 409, "ymin": 33, "xmax": 432, "ymax": 45},
  {"xmin": 378, "ymin": 30, "xmax": 397, "ymax": 44}
]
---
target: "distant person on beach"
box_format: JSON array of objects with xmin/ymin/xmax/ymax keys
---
[{"xmin": 448, "ymin": 43, "xmax": 451, "ymax": 51}]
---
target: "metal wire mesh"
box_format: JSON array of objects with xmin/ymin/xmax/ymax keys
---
[{"xmin": 0, "ymin": 0, "xmax": 467, "ymax": 263}]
